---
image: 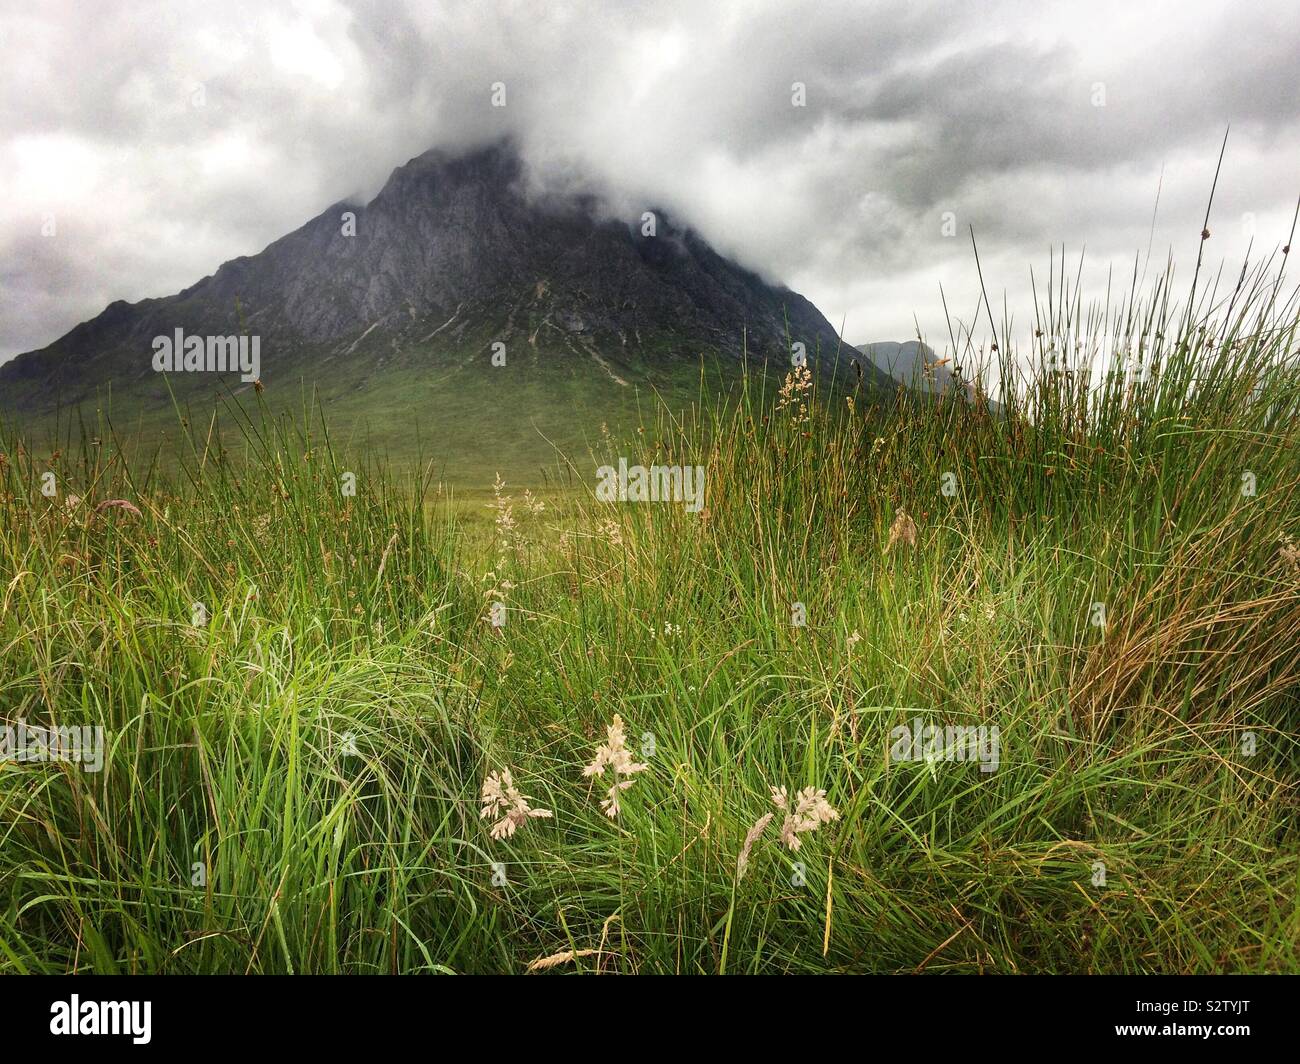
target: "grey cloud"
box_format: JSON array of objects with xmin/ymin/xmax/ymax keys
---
[{"xmin": 2, "ymin": 0, "xmax": 1298, "ymax": 362}]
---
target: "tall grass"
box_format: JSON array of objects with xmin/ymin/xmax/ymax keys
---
[{"xmin": 1, "ymin": 253, "xmax": 1298, "ymax": 973}]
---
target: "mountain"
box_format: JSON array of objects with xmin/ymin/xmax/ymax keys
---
[
  {"xmin": 854, "ymin": 340, "xmax": 956, "ymax": 395},
  {"xmin": 1, "ymin": 142, "xmax": 891, "ymax": 443}
]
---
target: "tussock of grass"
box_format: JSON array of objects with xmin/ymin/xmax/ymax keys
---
[{"xmin": 1, "ymin": 255, "xmax": 1298, "ymax": 973}]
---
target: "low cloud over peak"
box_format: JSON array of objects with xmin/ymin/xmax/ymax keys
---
[{"xmin": 3, "ymin": 0, "xmax": 1298, "ymax": 362}]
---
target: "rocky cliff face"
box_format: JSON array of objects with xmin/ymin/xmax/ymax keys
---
[{"xmin": 1, "ymin": 140, "xmax": 887, "ymax": 412}]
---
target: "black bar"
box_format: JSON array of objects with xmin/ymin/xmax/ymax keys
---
[{"xmin": 3, "ymin": 975, "xmax": 1288, "ymax": 1051}]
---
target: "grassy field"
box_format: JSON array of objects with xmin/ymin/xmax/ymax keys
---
[
  {"xmin": 2, "ymin": 330, "xmax": 741, "ymax": 490},
  {"xmin": 1, "ymin": 258, "xmax": 1298, "ymax": 974}
]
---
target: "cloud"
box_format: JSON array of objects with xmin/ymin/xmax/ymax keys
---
[{"xmin": 2, "ymin": 0, "xmax": 1298, "ymax": 362}]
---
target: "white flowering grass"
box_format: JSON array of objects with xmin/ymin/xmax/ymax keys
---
[
  {"xmin": 582, "ymin": 714, "xmax": 648, "ymax": 818},
  {"xmin": 481, "ymin": 768, "xmax": 553, "ymax": 840}
]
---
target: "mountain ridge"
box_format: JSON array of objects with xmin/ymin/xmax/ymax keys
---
[{"xmin": 1, "ymin": 140, "xmax": 892, "ymax": 414}]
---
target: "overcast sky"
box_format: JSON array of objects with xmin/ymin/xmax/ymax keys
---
[{"xmin": 3, "ymin": 0, "xmax": 1298, "ymax": 364}]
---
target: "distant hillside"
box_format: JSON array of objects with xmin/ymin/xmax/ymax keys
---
[{"xmin": 854, "ymin": 340, "xmax": 958, "ymax": 395}]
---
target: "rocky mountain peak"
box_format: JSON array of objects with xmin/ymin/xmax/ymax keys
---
[{"xmin": 2, "ymin": 139, "xmax": 886, "ymax": 412}]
